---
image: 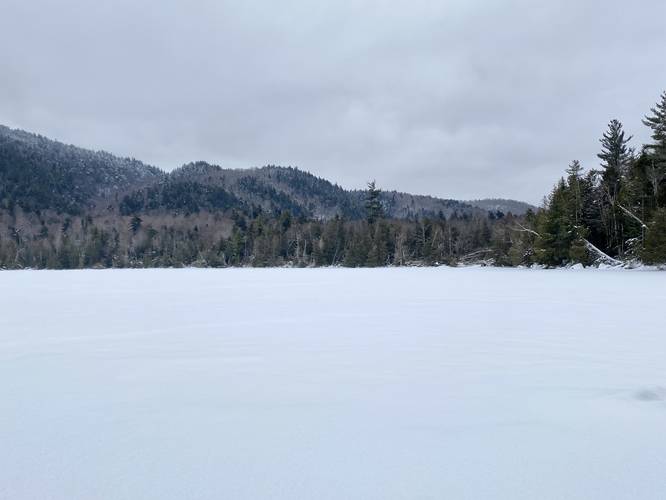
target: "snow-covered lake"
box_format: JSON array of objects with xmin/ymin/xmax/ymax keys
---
[{"xmin": 1, "ymin": 267, "xmax": 665, "ymax": 499}]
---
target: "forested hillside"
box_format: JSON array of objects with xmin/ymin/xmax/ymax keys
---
[
  {"xmin": 0, "ymin": 127, "xmax": 483, "ymax": 221},
  {"xmin": 517, "ymin": 91, "xmax": 666, "ymax": 266},
  {"xmin": 0, "ymin": 125, "xmax": 163, "ymax": 214},
  {"xmin": 467, "ymin": 199, "xmax": 534, "ymax": 216},
  {"xmin": 0, "ymin": 125, "xmax": 527, "ymax": 269},
  {"xmin": 1, "ymin": 90, "xmax": 665, "ymax": 269}
]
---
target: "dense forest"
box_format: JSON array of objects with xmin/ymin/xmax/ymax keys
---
[
  {"xmin": 0, "ymin": 183, "xmax": 517, "ymax": 269},
  {"xmin": 525, "ymin": 91, "xmax": 666, "ymax": 266},
  {"xmin": 0, "ymin": 125, "xmax": 528, "ymax": 269},
  {"xmin": 1, "ymin": 91, "xmax": 665, "ymax": 269}
]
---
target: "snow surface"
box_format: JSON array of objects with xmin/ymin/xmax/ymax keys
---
[{"xmin": 1, "ymin": 267, "xmax": 665, "ymax": 499}]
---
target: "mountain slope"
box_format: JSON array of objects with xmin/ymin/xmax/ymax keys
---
[
  {"xmin": 467, "ymin": 198, "xmax": 535, "ymax": 215},
  {"xmin": 161, "ymin": 163, "xmax": 480, "ymax": 219},
  {"xmin": 165, "ymin": 163, "xmax": 359, "ymax": 218},
  {"xmin": 0, "ymin": 125, "xmax": 162, "ymax": 214},
  {"xmin": 1, "ymin": 125, "xmax": 530, "ymax": 219}
]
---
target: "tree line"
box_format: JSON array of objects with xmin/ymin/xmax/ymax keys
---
[
  {"xmin": 1, "ymin": 91, "xmax": 665, "ymax": 269},
  {"xmin": 0, "ymin": 204, "xmax": 519, "ymax": 269},
  {"xmin": 526, "ymin": 91, "xmax": 666, "ymax": 266}
]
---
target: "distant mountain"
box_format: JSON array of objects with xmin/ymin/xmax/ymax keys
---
[
  {"xmin": 159, "ymin": 162, "xmax": 481, "ymax": 219},
  {"xmin": 164, "ymin": 162, "xmax": 361, "ymax": 218},
  {"xmin": 0, "ymin": 125, "xmax": 531, "ymax": 219},
  {"xmin": 466, "ymin": 198, "xmax": 535, "ymax": 215},
  {"xmin": 0, "ymin": 125, "xmax": 162, "ymax": 214}
]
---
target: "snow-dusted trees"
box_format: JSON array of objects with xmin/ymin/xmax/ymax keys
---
[
  {"xmin": 598, "ymin": 120, "xmax": 633, "ymax": 201},
  {"xmin": 597, "ymin": 120, "xmax": 633, "ymax": 256},
  {"xmin": 527, "ymin": 92, "xmax": 666, "ymax": 266},
  {"xmin": 533, "ymin": 172, "xmax": 590, "ymax": 266},
  {"xmin": 642, "ymin": 91, "xmax": 666, "ymax": 203}
]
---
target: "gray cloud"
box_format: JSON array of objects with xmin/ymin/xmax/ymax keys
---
[{"xmin": 2, "ymin": 0, "xmax": 666, "ymax": 203}]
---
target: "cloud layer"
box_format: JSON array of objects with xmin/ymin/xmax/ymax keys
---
[{"xmin": 2, "ymin": 0, "xmax": 666, "ymax": 203}]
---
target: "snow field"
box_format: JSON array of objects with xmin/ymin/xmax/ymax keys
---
[{"xmin": 1, "ymin": 267, "xmax": 665, "ymax": 499}]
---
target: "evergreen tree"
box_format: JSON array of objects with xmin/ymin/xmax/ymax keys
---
[
  {"xmin": 642, "ymin": 91, "xmax": 666, "ymax": 204},
  {"xmin": 365, "ymin": 181, "xmax": 384, "ymax": 224},
  {"xmin": 366, "ymin": 220, "xmax": 392, "ymax": 266},
  {"xmin": 130, "ymin": 215, "xmax": 142, "ymax": 234},
  {"xmin": 642, "ymin": 208, "xmax": 666, "ymax": 264},
  {"xmin": 598, "ymin": 119, "xmax": 632, "ymax": 202},
  {"xmin": 565, "ymin": 160, "xmax": 584, "ymax": 225},
  {"xmin": 535, "ymin": 179, "xmax": 577, "ymax": 266},
  {"xmin": 597, "ymin": 119, "xmax": 632, "ymax": 256},
  {"xmin": 343, "ymin": 226, "xmax": 370, "ymax": 267},
  {"xmin": 643, "ymin": 91, "xmax": 666, "ymax": 155}
]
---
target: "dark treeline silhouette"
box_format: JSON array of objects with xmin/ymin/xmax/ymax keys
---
[
  {"xmin": 1, "ymin": 91, "xmax": 665, "ymax": 269},
  {"xmin": 0, "ymin": 202, "xmax": 519, "ymax": 269}
]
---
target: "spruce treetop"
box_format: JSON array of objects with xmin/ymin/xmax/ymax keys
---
[
  {"xmin": 365, "ymin": 180, "xmax": 384, "ymax": 224},
  {"xmin": 642, "ymin": 91, "xmax": 666, "ymax": 150}
]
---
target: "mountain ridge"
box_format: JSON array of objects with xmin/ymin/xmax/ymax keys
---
[{"xmin": 0, "ymin": 124, "xmax": 534, "ymax": 218}]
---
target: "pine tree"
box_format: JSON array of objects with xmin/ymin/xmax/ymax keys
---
[
  {"xmin": 566, "ymin": 160, "xmax": 584, "ymax": 225},
  {"xmin": 365, "ymin": 181, "xmax": 384, "ymax": 224},
  {"xmin": 643, "ymin": 91, "xmax": 666, "ymax": 153},
  {"xmin": 597, "ymin": 119, "xmax": 632, "ymax": 202},
  {"xmin": 535, "ymin": 179, "xmax": 578, "ymax": 266},
  {"xmin": 642, "ymin": 91, "xmax": 666, "ymax": 204},
  {"xmin": 597, "ymin": 120, "xmax": 632, "ymax": 255},
  {"xmin": 129, "ymin": 215, "xmax": 142, "ymax": 234},
  {"xmin": 343, "ymin": 227, "xmax": 370, "ymax": 267},
  {"xmin": 366, "ymin": 220, "xmax": 392, "ymax": 266},
  {"xmin": 642, "ymin": 208, "xmax": 666, "ymax": 264}
]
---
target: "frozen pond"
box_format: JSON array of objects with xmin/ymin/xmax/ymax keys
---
[{"xmin": 1, "ymin": 267, "xmax": 665, "ymax": 499}]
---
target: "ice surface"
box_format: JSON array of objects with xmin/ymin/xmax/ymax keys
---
[{"xmin": 1, "ymin": 267, "xmax": 665, "ymax": 499}]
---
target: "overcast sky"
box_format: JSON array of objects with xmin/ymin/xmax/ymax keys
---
[{"xmin": 2, "ymin": 0, "xmax": 666, "ymax": 203}]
